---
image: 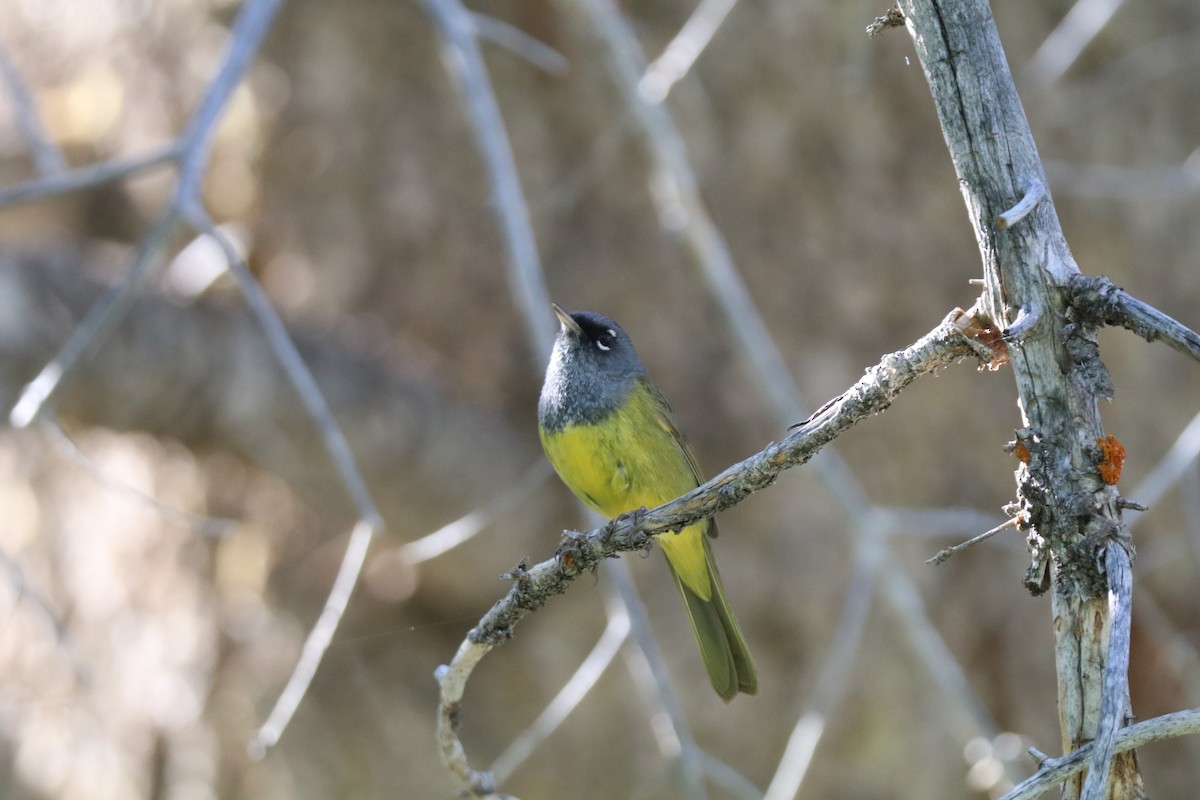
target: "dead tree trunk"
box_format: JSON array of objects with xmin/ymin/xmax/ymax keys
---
[{"xmin": 898, "ymin": 2, "xmax": 1145, "ymax": 797}]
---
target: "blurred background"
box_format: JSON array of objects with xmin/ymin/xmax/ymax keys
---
[{"xmin": 1, "ymin": 0, "xmax": 1199, "ymax": 797}]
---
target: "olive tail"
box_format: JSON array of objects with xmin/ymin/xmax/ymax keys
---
[{"xmin": 666, "ymin": 538, "xmax": 758, "ymax": 702}]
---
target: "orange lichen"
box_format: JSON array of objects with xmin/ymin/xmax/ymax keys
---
[
  {"xmin": 951, "ymin": 309, "xmax": 1011, "ymax": 371},
  {"xmin": 1096, "ymin": 435, "xmax": 1126, "ymax": 485}
]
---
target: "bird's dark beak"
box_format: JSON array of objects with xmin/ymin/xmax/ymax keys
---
[{"xmin": 552, "ymin": 303, "xmax": 582, "ymax": 337}]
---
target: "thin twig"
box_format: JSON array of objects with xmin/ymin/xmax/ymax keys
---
[
  {"xmin": 877, "ymin": 506, "xmax": 1007, "ymax": 539},
  {"xmin": 927, "ymin": 517, "xmax": 1019, "ymax": 565},
  {"xmin": 7, "ymin": 0, "xmax": 285, "ymax": 428},
  {"xmin": 250, "ymin": 518, "xmax": 378, "ymax": 757},
  {"xmin": 882, "ymin": 554, "xmax": 1003, "ymax": 745},
  {"xmin": 1080, "ymin": 541, "xmax": 1134, "ymax": 800},
  {"xmin": 638, "ymin": 0, "xmax": 740, "ymax": 103},
  {"xmin": 0, "ymin": 544, "xmax": 88, "ymax": 681},
  {"xmin": 403, "ymin": 460, "xmax": 552, "ymax": 565},
  {"xmin": 764, "ymin": 523, "xmax": 887, "ymax": 800},
  {"xmin": 185, "ymin": 213, "xmax": 388, "ymax": 755},
  {"xmin": 188, "ymin": 213, "xmax": 383, "ymax": 530},
  {"xmin": 488, "ymin": 599, "xmax": 631, "ymax": 784},
  {"xmin": 0, "ymin": 144, "xmax": 180, "ymax": 208},
  {"xmin": 422, "ymin": 0, "xmax": 556, "ymax": 358},
  {"xmin": 468, "ymin": 12, "xmax": 569, "ymax": 75},
  {"xmin": 1044, "ymin": 157, "xmax": 1200, "ymax": 202},
  {"xmin": 39, "ymin": 415, "xmax": 237, "ymax": 538},
  {"xmin": 8, "ymin": 204, "xmax": 181, "ymax": 428},
  {"xmin": 0, "ymin": 42, "xmax": 67, "ymax": 175},
  {"xmin": 1028, "ymin": 0, "xmax": 1127, "ymax": 90},
  {"xmin": 608, "ymin": 563, "xmax": 708, "ymax": 800},
  {"xmin": 1000, "ymin": 708, "xmax": 1200, "ymax": 800},
  {"xmin": 1127, "ymin": 407, "xmax": 1200, "ymax": 512}
]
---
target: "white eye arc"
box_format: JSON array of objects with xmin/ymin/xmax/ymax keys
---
[{"xmin": 595, "ymin": 329, "xmax": 617, "ymax": 351}]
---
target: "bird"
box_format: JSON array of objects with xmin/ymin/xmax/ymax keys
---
[{"xmin": 538, "ymin": 303, "xmax": 757, "ymax": 701}]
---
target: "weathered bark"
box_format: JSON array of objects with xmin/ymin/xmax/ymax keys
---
[{"xmin": 899, "ymin": 2, "xmax": 1144, "ymax": 797}]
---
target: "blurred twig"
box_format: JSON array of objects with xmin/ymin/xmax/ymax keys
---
[
  {"xmin": 4, "ymin": 0, "xmax": 395, "ymax": 758},
  {"xmin": 488, "ymin": 594, "xmax": 631, "ymax": 785},
  {"xmin": 469, "ymin": 12, "xmax": 569, "ymax": 75},
  {"xmin": 38, "ymin": 414, "xmax": 237, "ymax": 538},
  {"xmin": 7, "ymin": 0, "xmax": 285, "ymax": 429},
  {"xmin": 403, "ymin": 460, "xmax": 552, "ymax": 565},
  {"xmin": 0, "ymin": 543, "xmax": 87, "ymax": 681},
  {"xmin": 422, "ymin": 0, "xmax": 557, "ymax": 358},
  {"xmin": 184, "ymin": 212, "xmax": 389, "ymax": 755},
  {"xmin": 638, "ymin": 0, "xmax": 740, "ymax": 104},
  {"xmin": 0, "ymin": 145, "xmax": 180, "ymax": 208},
  {"xmin": 1045, "ymin": 156, "xmax": 1200, "ymax": 202},
  {"xmin": 608, "ymin": 562, "xmax": 709, "ymax": 800},
  {"xmin": 763, "ymin": 522, "xmax": 886, "ymax": 800},
  {"xmin": 1027, "ymin": 0, "xmax": 1126, "ymax": 90},
  {"xmin": 0, "ymin": 41, "xmax": 67, "ymax": 175}
]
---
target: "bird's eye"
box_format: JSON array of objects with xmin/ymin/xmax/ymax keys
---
[{"xmin": 595, "ymin": 329, "xmax": 617, "ymax": 352}]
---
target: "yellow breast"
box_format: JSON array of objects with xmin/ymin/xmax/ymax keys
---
[{"xmin": 539, "ymin": 386, "xmax": 711, "ymax": 599}]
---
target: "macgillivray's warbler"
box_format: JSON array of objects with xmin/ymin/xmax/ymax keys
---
[{"xmin": 538, "ymin": 304, "xmax": 757, "ymax": 701}]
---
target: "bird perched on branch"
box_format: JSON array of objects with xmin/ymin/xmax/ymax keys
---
[{"xmin": 538, "ymin": 304, "xmax": 757, "ymax": 701}]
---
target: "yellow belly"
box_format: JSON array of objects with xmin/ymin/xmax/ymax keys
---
[{"xmin": 540, "ymin": 403, "xmax": 711, "ymax": 600}]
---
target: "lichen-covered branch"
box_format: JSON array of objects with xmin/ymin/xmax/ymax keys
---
[
  {"xmin": 435, "ymin": 310, "xmax": 980, "ymax": 796},
  {"xmin": 900, "ymin": 2, "xmax": 1146, "ymax": 796},
  {"xmin": 1066, "ymin": 273, "xmax": 1200, "ymax": 364}
]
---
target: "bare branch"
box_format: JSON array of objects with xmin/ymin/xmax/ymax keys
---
[
  {"xmin": 0, "ymin": 42, "xmax": 66, "ymax": 175},
  {"xmin": 8, "ymin": 205, "xmax": 181, "ymax": 428},
  {"xmin": 179, "ymin": 212, "xmax": 391, "ymax": 756},
  {"xmin": 422, "ymin": 0, "xmax": 557, "ymax": 358},
  {"xmin": 39, "ymin": 414, "xmax": 237, "ymax": 538},
  {"xmin": 607, "ymin": 563, "xmax": 709, "ymax": 799},
  {"xmin": 1000, "ymin": 708, "xmax": 1200, "ymax": 800},
  {"xmin": 901, "ymin": 2, "xmax": 1147, "ymax": 792},
  {"xmin": 1028, "ymin": 0, "xmax": 1127, "ymax": 90},
  {"xmin": 1080, "ymin": 541, "xmax": 1134, "ymax": 799},
  {"xmin": 927, "ymin": 517, "xmax": 1019, "ymax": 565},
  {"xmin": 402, "ymin": 460, "xmax": 552, "ymax": 565},
  {"xmin": 488, "ymin": 600, "xmax": 630, "ymax": 785},
  {"xmin": 436, "ymin": 639, "xmax": 497, "ymax": 796},
  {"xmin": 638, "ymin": 0, "xmax": 740, "ymax": 104},
  {"xmin": 1066, "ymin": 273, "xmax": 1200, "ymax": 364},
  {"xmin": 764, "ymin": 525, "xmax": 885, "ymax": 800},
  {"xmin": 0, "ymin": 144, "xmax": 180, "ymax": 208},
  {"xmin": 7, "ymin": 0, "xmax": 285, "ymax": 428},
  {"xmin": 434, "ymin": 312, "xmax": 977, "ymax": 795},
  {"xmin": 250, "ymin": 518, "xmax": 378, "ymax": 757},
  {"xmin": 468, "ymin": 12, "xmax": 568, "ymax": 75}
]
